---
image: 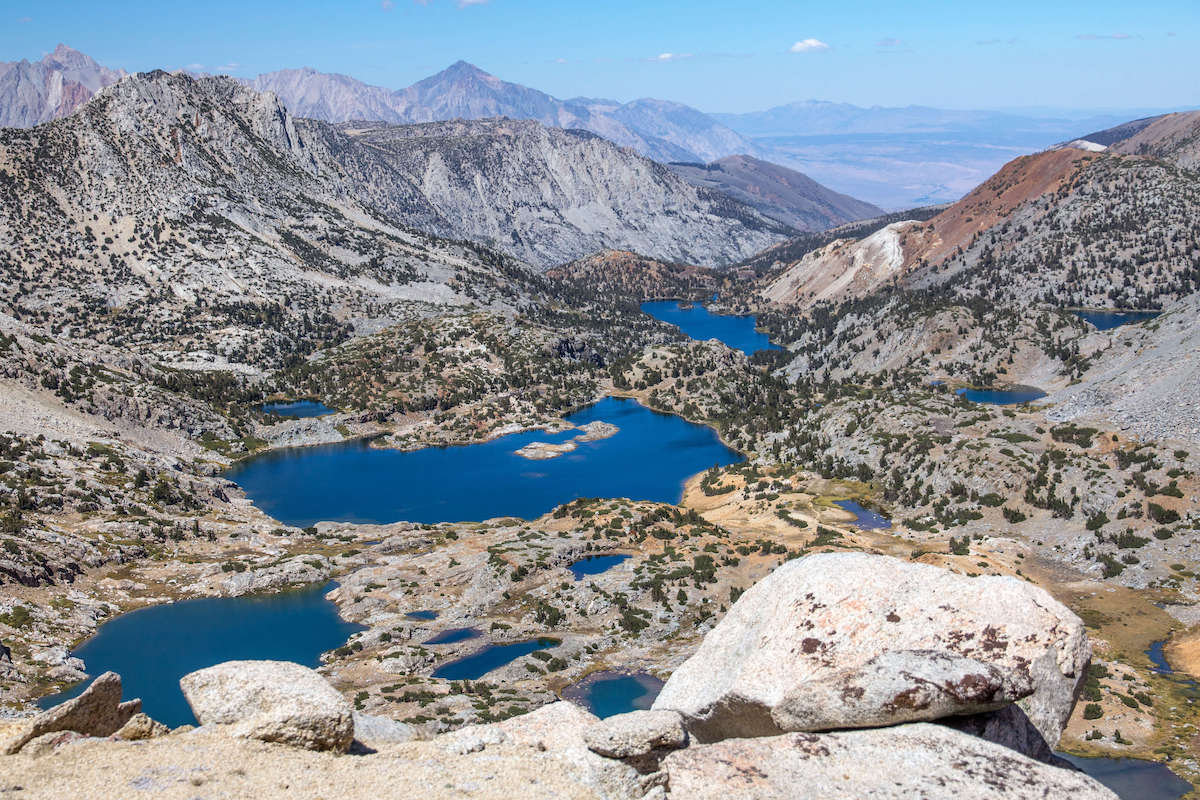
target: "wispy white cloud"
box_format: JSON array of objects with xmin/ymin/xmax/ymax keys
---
[
  {"xmin": 789, "ymin": 38, "xmax": 830, "ymax": 53},
  {"xmin": 17, "ymin": 15, "xmax": 31, "ymax": 23},
  {"xmin": 214, "ymin": 63, "xmax": 241, "ymax": 74},
  {"xmin": 876, "ymin": 37, "xmax": 902, "ymax": 48},
  {"xmin": 458, "ymin": 0, "xmax": 488, "ymax": 6},
  {"xmin": 1076, "ymin": 33, "xmax": 1132, "ymax": 40},
  {"xmin": 649, "ymin": 52, "xmax": 692, "ymax": 62},
  {"xmin": 380, "ymin": 0, "xmax": 394, "ymax": 9},
  {"xmin": 976, "ymin": 36, "xmax": 1018, "ymax": 46},
  {"xmin": 552, "ymin": 57, "xmax": 568, "ymax": 64}
]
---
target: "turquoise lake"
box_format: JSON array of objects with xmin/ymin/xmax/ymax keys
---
[
  {"xmin": 641, "ymin": 300, "xmax": 780, "ymax": 356},
  {"xmin": 38, "ymin": 582, "xmax": 362, "ymax": 728},
  {"xmin": 227, "ymin": 397, "xmax": 743, "ymax": 528},
  {"xmin": 563, "ymin": 671, "xmax": 664, "ymax": 718}
]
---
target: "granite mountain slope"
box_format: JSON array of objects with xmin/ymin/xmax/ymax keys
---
[
  {"xmin": 666, "ymin": 155, "xmax": 882, "ymax": 231},
  {"xmin": 329, "ymin": 118, "xmax": 791, "ymax": 268},
  {"xmin": 0, "ymin": 69, "xmax": 540, "ymax": 373}
]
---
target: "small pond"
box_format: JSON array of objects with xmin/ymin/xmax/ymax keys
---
[
  {"xmin": 641, "ymin": 300, "xmax": 780, "ymax": 356},
  {"xmin": 424, "ymin": 628, "xmax": 481, "ymax": 646},
  {"xmin": 259, "ymin": 400, "xmax": 336, "ymax": 418},
  {"xmin": 1053, "ymin": 641, "xmax": 1195, "ymax": 798},
  {"xmin": 226, "ymin": 397, "xmax": 742, "ymax": 528},
  {"xmin": 562, "ymin": 671, "xmax": 664, "ymax": 718},
  {"xmin": 957, "ymin": 386, "xmax": 1047, "ymax": 405},
  {"xmin": 833, "ymin": 500, "xmax": 892, "ymax": 530},
  {"xmin": 405, "ymin": 610, "xmax": 439, "ymax": 621},
  {"xmin": 1072, "ymin": 310, "xmax": 1159, "ymax": 331},
  {"xmin": 37, "ymin": 581, "xmax": 362, "ymax": 728},
  {"xmin": 432, "ymin": 638, "xmax": 561, "ymax": 681},
  {"xmin": 1057, "ymin": 753, "xmax": 1192, "ymax": 800},
  {"xmin": 569, "ymin": 554, "xmax": 632, "ymax": 581}
]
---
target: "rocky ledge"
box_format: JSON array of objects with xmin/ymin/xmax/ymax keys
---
[{"xmin": 0, "ymin": 553, "xmax": 1117, "ymax": 799}]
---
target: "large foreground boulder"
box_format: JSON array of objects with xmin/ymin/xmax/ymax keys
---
[
  {"xmin": 2, "ymin": 672, "xmax": 140, "ymax": 754},
  {"xmin": 652, "ymin": 553, "xmax": 1089, "ymax": 745},
  {"xmin": 180, "ymin": 660, "xmax": 354, "ymax": 753},
  {"xmin": 661, "ymin": 723, "xmax": 1117, "ymax": 799}
]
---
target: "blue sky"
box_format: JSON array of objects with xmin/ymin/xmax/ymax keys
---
[{"xmin": 2, "ymin": 0, "xmax": 1197, "ymax": 113}]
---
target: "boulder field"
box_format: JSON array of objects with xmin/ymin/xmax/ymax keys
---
[{"xmin": 0, "ymin": 553, "xmax": 1117, "ymax": 799}]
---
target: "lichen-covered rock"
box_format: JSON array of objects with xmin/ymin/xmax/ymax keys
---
[
  {"xmin": 770, "ymin": 649, "xmax": 1032, "ymax": 732},
  {"xmin": 3, "ymin": 672, "xmax": 140, "ymax": 754},
  {"xmin": 652, "ymin": 553, "xmax": 1089, "ymax": 746},
  {"xmin": 180, "ymin": 660, "xmax": 354, "ymax": 753},
  {"xmin": 661, "ymin": 724, "xmax": 1118, "ymax": 800}
]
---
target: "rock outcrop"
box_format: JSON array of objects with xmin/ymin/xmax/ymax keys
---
[
  {"xmin": 180, "ymin": 660, "xmax": 354, "ymax": 752},
  {"xmin": 352, "ymin": 712, "xmax": 417, "ymax": 748},
  {"xmin": 651, "ymin": 552, "xmax": 1089, "ymax": 747},
  {"xmin": 769, "ymin": 649, "xmax": 1033, "ymax": 732},
  {"xmin": 2, "ymin": 672, "xmax": 140, "ymax": 754},
  {"xmin": 661, "ymin": 724, "xmax": 1116, "ymax": 800},
  {"xmin": 584, "ymin": 710, "xmax": 688, "ymax": 759}
]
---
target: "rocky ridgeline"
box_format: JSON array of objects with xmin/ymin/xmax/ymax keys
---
[{"xmin": 1, "ymin": 553, "xmax": 1116, "ymax": 798}]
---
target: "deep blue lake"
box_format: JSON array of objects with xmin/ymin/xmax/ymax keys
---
[
  {"xmin": 260, "ymin": 400, "xmax": 336, "ymax": 418},
  {"xmin": 38, "ymin": 581, "xmax": 361, "ymax": 728},
  {"xmin": 1072, "ymin": 310, "xmax": 1159, "ymax": 331},
  {"xmin": 957, "ymin": 387, "xmax": 1047, "ymax": 405},
  {"xmin": 641, "ymin": 301, "xmax": 780, "ymax": 356},
  {"xmin": 569, "ymin": 554, "xmax": 631, "ymax": 580},
  {"xmin": 563, "ymin": 671, "xmax": 664, "ymax": 718},
  {"xmin": 432, "ymin": 638, "xmax": 560, "ymax": 681},
  {"xmin": 834, "ymin": 500, "xmax": 892, "ymax": 530},
  {"xmin": 227, "ymin": 397, "xmax": 743, "ymax": 528}
]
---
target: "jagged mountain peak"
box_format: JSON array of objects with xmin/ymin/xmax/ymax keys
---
[
  {"xmin": 0, "ymin": 43, "xmax": 126, "ymax": 127},
  {"xmin": 438, "ymin": 59, "xmax": 491, "ymax": 78}
]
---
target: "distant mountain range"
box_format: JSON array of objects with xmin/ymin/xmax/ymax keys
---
[
  {"xmin": 0, "ymin": 44, "xmax": 125, "ymax": 128},
  {"xmin": 2, "ymin": 45, "xmax": 1176, "ymax": 211},
  {"xmin": 247, "ymin": 61, "xmax": 756, "ymax": 165},
  {"xmin": 710, "ymin": 100, "xmax": 1160, "ymax": 138}
]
